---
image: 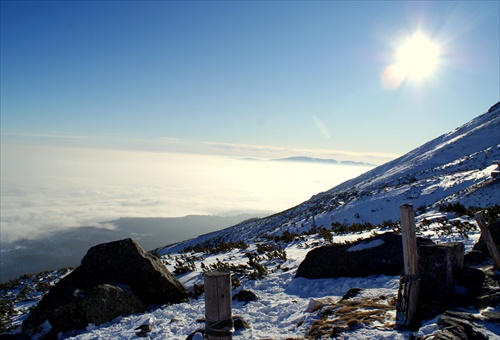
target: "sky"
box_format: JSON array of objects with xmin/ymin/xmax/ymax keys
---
[
  {"xmin": 1, "ymin": 1, "xmax": 498, "ymax": 162},
  {"xmin": 0, "ymin": 1, "xmax": 499, "ymax": 243}
]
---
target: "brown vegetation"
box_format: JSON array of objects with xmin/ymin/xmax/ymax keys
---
[{"xmin": 307, "ymin": 297, "xmax": 396, "ymax": 338}]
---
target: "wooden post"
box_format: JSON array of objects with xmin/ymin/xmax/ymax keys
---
[
  {"xmin": 475, "ymin": 211, "xmax": 500, "ymax": 268},
  {"xmin": 204, "ymin": 271, "xmax": 233, "ymax": 340},
  {"xmin": 398, "ymin": 204, "xmax": 420, "ymax": 329}
]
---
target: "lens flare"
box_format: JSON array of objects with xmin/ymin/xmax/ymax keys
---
[
  {"xmin": 396, "ymin": 32, "xmax": 440, "ymax": 81},
  {"xmin": 381, "ymin": 31, "xmax": 441, "ymax": 90}
]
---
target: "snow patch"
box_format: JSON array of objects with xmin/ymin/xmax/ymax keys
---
[{"xmin": 346, "ymin": 239, "xmax": 385, "ymax": 252}]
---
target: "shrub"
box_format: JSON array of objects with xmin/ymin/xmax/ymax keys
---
[
  {"xmin": 183, "ymin": 240, "xmax": 248, "ymax": 254},
  {"xmin": 331, "ymin": 222, "xmax": 348, "ymax": 234},
  {"xmin": 318, "ymin": 227, "xmax": 333, "ymax": 243},
  {"xmin": 0, "ymin": 299, "xmax": 15, "ymax": 333},
  {"xmin": 439, "ymin": 202, "xmax": 466, "ymax": 215},
  {"xmin": 173, "ymin": 255, "xmax": 197, "ymax": 275},
  {"xmin": 192, "ymin": 283, "xmax": 204, "ymax": 299}
]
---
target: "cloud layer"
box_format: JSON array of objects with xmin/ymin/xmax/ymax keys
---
[{"xmin": 1, "ymin": 144, "xmax": 373, "ymax": 243}]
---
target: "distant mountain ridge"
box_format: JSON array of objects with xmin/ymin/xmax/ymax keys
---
[
  {"xmin": 161, "ymin": 102, "xmax": 500, "ymax": 254},
  {"xmin": 242, "ymin": 156, "xmax": 376, "ymax": 166},
  {"xmin": 273, "ymin": 156, "xmax": 375, "ymax": 166}
]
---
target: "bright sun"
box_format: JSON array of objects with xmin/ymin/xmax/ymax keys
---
[
  {"xmin": 396, "ymin": 32, "xmax": 440, "ymax": 81},
  {"xmin": 381, "ymin": 31, "xmax": 441, "ymax": 89}
]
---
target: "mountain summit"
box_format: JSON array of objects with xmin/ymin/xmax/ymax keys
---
[{"xmin": 162, "ymin": 103, "xmax": 500, "ymax": 253}]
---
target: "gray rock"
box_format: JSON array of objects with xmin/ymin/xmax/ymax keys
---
[
  {"xmin": 49, "ymin": 284, "xmax": 145, "ymax": 332},
  {"xmin": 481, "ymin": 311, "xmax": 500, "ymax": 323},
  {"xmin": 135, "ymin": 323, "xmax": 153, "ymax": 337},
  {"xmin": 74, "ymin": 238, "xmax": 188, "ymax": 305},
  {"xmin": 341, "ymin": 288, "xmax": 363, "ymax": 300},
  {"xmin": 455, "ymin": 266, "xmax": 486, "ymax": 307},
  {"xmin": 477, "ymin": 289, "xmax": 500, "ymax": 309},
  {"xmin": 432, "ymin": 309, "xmax": 500, "ymax": 340},
  {"xmin": 23, "ymin": 238, "xmax": 188, "ymax": 335},
  {"xmin": 232, "ymin": 290, "xmax": 258, "ymax": 304},
  {"xmin": 435, "ymin": 311, "xmax": 488, "ymax": 340},
  {"xmin": 233, "ymin": 315, "xmax": 250, "ymax": 331},
  {"xmin": 464, "ymin": 250, "xmax": 488, "ymax": 266},
  {"xmin": 295, "ymin": 232, "xmax": 433, "ymax": 279}
]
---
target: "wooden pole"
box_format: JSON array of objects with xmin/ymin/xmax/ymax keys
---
[
  {"xmin": 204, "ymin": 271, "xmax": 233, "ymax": 340},
  {"xmin": 474, "ymin": 211, "xmax": 500, "ymax": 268},
  {"xmin": 398, "ymin": 204, "xmax": 420, "ymax": 329}
]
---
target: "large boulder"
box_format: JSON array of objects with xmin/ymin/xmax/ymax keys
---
[
  {"xmin": 49, "ymin": 284, "xmax": 145, "ymax": 332},
  {"xmin": 295, "ymin": 232, "xmax": 433, "ymax": 279},
  {"xmin": 23, "ymin": 238, "xmax": 188, "ymax": 335},
  {"xmin": 71, "ymin": 238, "xmax": 188, "ymax": 305}
]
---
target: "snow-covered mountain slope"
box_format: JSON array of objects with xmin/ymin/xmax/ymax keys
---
[{"xmin": 161, "ymin": 102, "xmax": 500, "ymax": 254}]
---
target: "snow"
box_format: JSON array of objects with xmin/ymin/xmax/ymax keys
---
[
  {"xmin": 5, "ymin": 223, "xmax": 487, "ymax": 340},
  {"xmin": 64, "ymin": 236, "xmax": 408, "ymax": 339},
  {"xmin": 346, "ymin": 239, "xmax": 385, "ymax": 252}
]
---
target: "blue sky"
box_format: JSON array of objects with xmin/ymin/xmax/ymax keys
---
[{"xmin": 1, "ymin": 1, "xmax": 499, "ymax": 164}]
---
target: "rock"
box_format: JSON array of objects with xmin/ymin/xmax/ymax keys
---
[
  {"xmin": 233, "ymin": 315, "xmax": 250, "ymax": 331},
  {"xmin": 295, "ymin": 232, "xmax": 433, "ymax": 279},
  {"xmin": 23, "ymin": 238, "xmax": 188, "ymax": 335},
  {"xmin": 481, "ymin": 311, "xmax": 500, "ymax": 323},
  {"xmin": 49, "ymin": 284, "xmax": 145, "ymax": 332},
  {"xmin": 74, "ymin": 238, "xmax": 188, "ymax": 305},
  {"xmin": 232, "ymin": 290, "xmax": 258, "ymax": 304},
  {"xmin": 341, "ymin": 288, "xmax": 362, "ymax": 300},
  {"xmin": 433, "ymin": 326, "xmax": 469, "ymax": 340},
  {"xmin": 477, "ymin": 289, "xmax": 500, "ymax": 309},
  {"xmin": 464, "ymin": 250, "xmax": 488, "ymax": 266},
  {"xmin": 455, "ymin": 266, "xmax": 486, "ymax": 307},
  {"xmin": 435, "ymin": 311, "xmax": 488, "ymax": 340},
  {"xmin": 483, "ymin": 266, "xmax": 500, "ymax": 289},
  {"xmin": 431, "ymin": 309, "xmax": 500, "ymax": 340},
  {"xmin": 185, "ymin": 329, "xmax": 205, "ymax": 340},
  {"xmin": 135, "ymin": 323, "xmax": 153, "ymax": 337}
]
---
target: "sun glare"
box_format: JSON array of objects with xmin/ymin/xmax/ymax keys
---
[
  {"xmin": 396, "ymin": 32, "xmax": 440, "ymax": 81},
  {"xmin": 381, "ymin": 31, "xmax": 441, "ymax": 90}
]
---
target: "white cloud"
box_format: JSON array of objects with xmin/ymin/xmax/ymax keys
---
[
  {"xmin": 1, "ymin": 129, "xmax": 399, "ymax": 164},
  {"xmin": 0, "ymin": 144, "xmax": 374, "ymax": 243}
]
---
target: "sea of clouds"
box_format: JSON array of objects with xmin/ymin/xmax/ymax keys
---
[{"xmin": 1, "ymin": 144, "xmax": 373, "ymax": 243}]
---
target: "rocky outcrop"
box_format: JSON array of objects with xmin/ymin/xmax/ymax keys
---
[
  {"xmin": 23, "ymin": 238, "xmax": 188, "ymax": 335},
  {"xmin": 295, "ymin": 232, "xmax": 433, "ymax": 279}
]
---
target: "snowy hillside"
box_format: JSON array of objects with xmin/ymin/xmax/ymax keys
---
[{"xmin": 161, "ymin": 102, "xmax": 500, "ymax": 254}]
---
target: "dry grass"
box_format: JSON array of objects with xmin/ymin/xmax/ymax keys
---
[{"xmin": 307, "ymin": 297, "xmax": 397, "ymax": 338}]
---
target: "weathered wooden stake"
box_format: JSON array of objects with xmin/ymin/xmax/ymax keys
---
[
  {"xmin": 204, "ymin": 271, "xmax": 233, "ymax": 340},
  {"xmin": 474, "ymin": 211, "xmax": 500, "ymax": 268},
  {"xmin": 398, "ymin": 204, "xmax": 420, "ymax": 329}
]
